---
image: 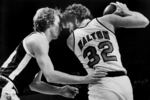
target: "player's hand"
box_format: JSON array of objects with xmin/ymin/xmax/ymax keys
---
[
  {"xmin": 111, "ymin": 1, "xmax": 131, "ymax": 17},
  {"xmin": 83, "ymin": 71, "xmax": 107, "ymax": 84},
  {"xmin": 59, "ymin": 85, "xmax": 79, "ymax": 98},
  {"xmin": 116, "ymin": 1, "xmax": 129, "ymax": 12}
]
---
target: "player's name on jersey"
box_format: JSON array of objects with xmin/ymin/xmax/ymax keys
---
[{"xmin": 78, "ymin": 30, "xmax": 110, "ymax": 51}]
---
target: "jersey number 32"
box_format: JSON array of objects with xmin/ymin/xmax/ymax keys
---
[{"xmin": 83, "ymin": 41, "xmax": 117, "ymax": 68}]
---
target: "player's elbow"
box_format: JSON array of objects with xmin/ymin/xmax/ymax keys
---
[
  {"xmin": 132, "ymin": 12, "xmax": 150, "ymax": 28},
  {"xmin": 44, "ymin": 72, "xmax": 53, "ymax": 83},
  {"xmin": 29, "ymin": 81, "xmax": 40, "ymax": 92},
  {"xmin": 44, "ymin": 71, "xmax": 58, "ymax": 83},
  {"xmin": 29, "ymin": 84, "xmax": 36, "ymax": 91},
  {"xmin": 45, "ymin": 75, "xmax": 52, "ymax": 83},
  {"xmin": 136, "ymin": 16, "xmax": 149, "ymax": 28},
  {"xmin": 142, "ymin": 18, "xmax": 149, "ymax": 28}
]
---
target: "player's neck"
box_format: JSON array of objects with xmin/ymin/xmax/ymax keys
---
[
  {"xmin": 79, "ymin": 19, "xmax": 91, "ymax": 28},
  {"xmin": 44, "ymin": 30, "xmax": 52, "ymax": 43}
]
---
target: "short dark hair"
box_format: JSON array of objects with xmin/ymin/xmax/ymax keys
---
[
  {"xmin": 62, "ymin": 4, "xmax": 93, "ymax": 23},
  {"xmin": 33, "ymin": 7, "xmax": 61, "ymax": 32}
]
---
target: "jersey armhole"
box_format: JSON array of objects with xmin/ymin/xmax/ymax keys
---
[
  {"xmin": 23, "ymin": 39, "xmax": 34, "ymax": 57},
  {"xmin": 96, "ymin": 18, "xmax": 115, "ymax": 34}
]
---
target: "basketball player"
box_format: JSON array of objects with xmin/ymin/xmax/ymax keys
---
[
  {"xmin": 0, "ymin": 7, "xmax": 78, "ymax": 100},
  {"xmin": 61, "ymin": 2, "xmax": 149, "ymax": 100},
  {"xmin": 0, "ymin": 7, "xmax": 106, "ymax": 100}
]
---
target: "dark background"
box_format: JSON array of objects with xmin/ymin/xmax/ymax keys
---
[{"xmin": 0, "ymin": 0, "xmax": 150, "ymax": 100}]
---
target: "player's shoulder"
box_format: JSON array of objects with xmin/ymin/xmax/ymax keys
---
[
  {"xmin": 96, "ymin": 16, "xmax": 115, "ymax": 33},
  {"xmin": 31, "ymin": 32, "xmax": 45, "ymax": 40},
  {"xmin": 27, "ymin": 32, "xmax": 45, "ymax": 42},
  {"xmin": 25, "ymin": 32, "xmax": 47, "ymax": 49}
]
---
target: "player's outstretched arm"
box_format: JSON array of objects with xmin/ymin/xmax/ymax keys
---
[
  {"xmin": 29, "ymin": 71, "xmax": 79, "ymax": 98},
  {"xmin": 27, "ymin": 35, "xmax": 107, "ymax": 85},
  {"xmin": 101, "ymin": 1, "xmax": 149, "ymax": 28}
]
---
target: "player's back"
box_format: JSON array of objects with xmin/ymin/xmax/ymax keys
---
[
  {"xmin": 0, "ymin": 32, "xmax": 40, "ymax": 94},
  {"xmin": 73, "ymin": 18, "xmax": 126, "ymax": 73}
]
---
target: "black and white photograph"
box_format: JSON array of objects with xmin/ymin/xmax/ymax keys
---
[{"xmin": 0, "ymin": 0, "xmax": 150, "ymax": 100}]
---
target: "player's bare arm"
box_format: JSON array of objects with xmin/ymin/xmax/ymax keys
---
[
  {"xmin": 29, "ymin": 71, "xmax": 79, "ymax": 98},
  {"xmin": 26, "ymin": 34, "xmax": 106, "ymax": 85}
]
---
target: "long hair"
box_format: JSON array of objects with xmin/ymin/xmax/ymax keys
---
[
  {"xmin": 62, "ymin": 4, "xmax": 93, "ymax": 23},
  {"xmin": 33, "ymin": 7, "xmax": 61, "ymax": 32}
]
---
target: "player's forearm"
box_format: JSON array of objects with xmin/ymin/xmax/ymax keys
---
[
  {"xmin": 45, "ymin": 70, "xmax": 87, "ymax": 84},
  {"xmin": 29, "ymin": 81, "xmax": 61, "ymax": 95}
]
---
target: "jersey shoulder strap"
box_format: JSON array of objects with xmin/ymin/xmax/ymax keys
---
[{"xmin": 96, "ymin": 18, "xmax": 115, "ymax": 34}]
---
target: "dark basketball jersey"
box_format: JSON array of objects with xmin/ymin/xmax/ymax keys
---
[{"xmin": 0, "ymin": 34, "xmax": 40, "ymax": 94}]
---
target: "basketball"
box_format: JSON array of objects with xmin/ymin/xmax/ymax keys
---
[{"xmin": 103, "ymin": 4, "xmax": 117, "ymax": 15}]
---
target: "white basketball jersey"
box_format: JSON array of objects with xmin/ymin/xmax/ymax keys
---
[{"xmin": 73, "ymin": 18, "xmax": 126, "ymax": 72}]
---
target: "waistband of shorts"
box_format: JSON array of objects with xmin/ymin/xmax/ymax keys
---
[
  {"xmin": 106, "ymin": 71, "xmax": 126, "ymax": 77},
  {"xmin": 0, "ymin": 75, "xmax": 18, "ymax": 94}
]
